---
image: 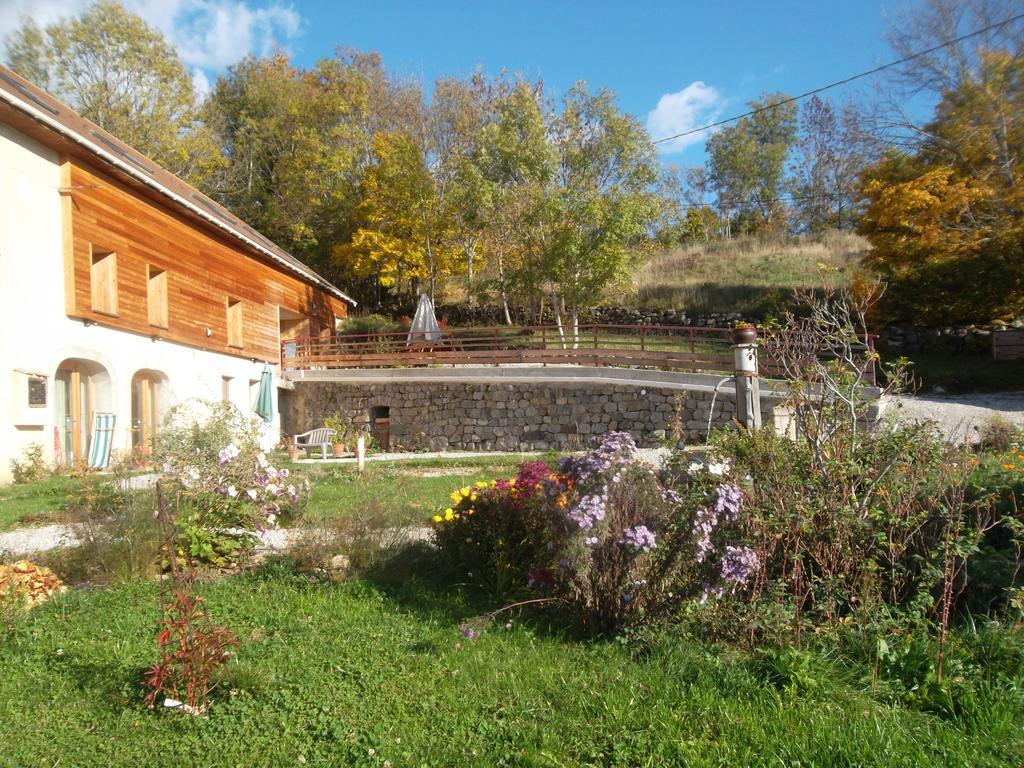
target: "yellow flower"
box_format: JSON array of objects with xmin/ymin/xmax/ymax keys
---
[
  {"xmin": 467, "ymin": 508, "xmax": 475, "ymax": 515},
  {"xmin": 450, "ymin": 491, "xmax": 462, "ymax": 504},
  {"xmin": 460, "ymin": 487, "xmax": 471, "ymax": 497},
  {"xmin": 444, "ymin": 509, "xmax": 455, "ymax": 521},
  {"xmin": 474, "ymin": 481, "xmax": 488, "ymax": 489},
  {"xmin": 432, "ymin": 515, "xmax": 442, "ymax": 523},
  {"xmin": 470, "ymin": 494, "xmax": 478, "ymax": 501}
]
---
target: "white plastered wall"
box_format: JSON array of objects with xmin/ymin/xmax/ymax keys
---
[{"xmin": 0, "ymin": 122, "xmax": 281, "ymax": 484}]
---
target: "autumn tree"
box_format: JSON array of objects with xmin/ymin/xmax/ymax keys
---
[
  {"xmin": 858, "ymin": 0, "xmax": 1024, "ymax": 324},
  {"xmin": 4, "ymin": 1, "xmax": 221, "ymax": 187},
  {"xmin": 682, "ymin": 166, "xmax": 721, "ymax": 242}
]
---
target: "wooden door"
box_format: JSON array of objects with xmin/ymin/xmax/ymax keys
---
[
  {"xmin": 131, "ymin": 374, "xmax": 159, "ymax": 456},
  {"xmin": 55, "ymin": 363, "xmax": 90, "ymax": 466}
]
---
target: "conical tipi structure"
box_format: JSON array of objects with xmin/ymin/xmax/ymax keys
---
[{"xmin": 407, "ymin": 293, "xmax": 442, "ymax": 343}]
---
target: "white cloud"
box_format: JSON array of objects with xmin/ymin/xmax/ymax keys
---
[
  {"xmin": 646, "ymin": 81, "xmax": 724, "ymax": 153},
  {"xmin": 191, "ymin": 66, "xmax": 211, "ymax": 98},
  {"xmin": 0, "ymin": 0, "xmax": 303, "ymax": 84}
]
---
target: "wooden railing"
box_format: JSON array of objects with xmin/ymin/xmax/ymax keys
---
[
  {"xmin": 280, "ymin": 323, "xmax": 879, "ymax": 385},
  {"xmin": 281, "ymin": 324, "xmax": 737, "ymax": 374}
]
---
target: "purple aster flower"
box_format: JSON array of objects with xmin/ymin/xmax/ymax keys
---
[
  {"xmin": 719, "ymin": 546, "xmax": 759, "ymax": 589},
  {"xmin": 567, "ymin": 494, "xmax": 607, "ymax": 529},
  {"xmin": 713, "ymin": 484, "xmax": 744, "ymax": 523},
  {"xmin": 620, "ymin": 525, "xmax": 657, "ymax": 553}
]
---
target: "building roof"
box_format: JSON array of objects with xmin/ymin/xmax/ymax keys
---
[{"xmin": 0, "ymin": 65, "xmax": 355, "ymax": 306}]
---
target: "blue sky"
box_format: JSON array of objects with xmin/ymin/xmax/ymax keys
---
[
  {"xmin": 292, "ymin": 1, "xmax": 896, "ymax": 165},
  {"xmin": 1, "ymin": 0, "xmax": 898, "ymax": 166}
]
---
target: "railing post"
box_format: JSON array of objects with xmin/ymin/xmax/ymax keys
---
[{"xmin": 731, "ymin": 326, "xmax": 762, "ymax": 431}]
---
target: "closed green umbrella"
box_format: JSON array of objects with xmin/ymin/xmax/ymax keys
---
[{"xmin": 255, "ymin": 363, "xmax": 274, "ymax": 423}]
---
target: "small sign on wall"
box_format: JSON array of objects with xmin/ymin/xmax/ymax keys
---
[
  {"xmin": 12, "ymin": 370, "xmax": 48, "ymax": 426},
  {"xmin": 28, "ymin": 376, "xmax": 47, "ymax": 407}
]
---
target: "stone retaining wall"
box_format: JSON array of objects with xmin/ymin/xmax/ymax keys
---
[{"xmin": 287, "ymin": 380, "xmax": 784, "ymax": 452}]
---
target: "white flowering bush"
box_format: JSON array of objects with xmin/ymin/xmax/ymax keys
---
[{"xmin": 158, "ymin": 400, "xmax": 309, "ymax": 565}]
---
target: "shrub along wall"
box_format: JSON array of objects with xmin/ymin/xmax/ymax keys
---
[{"xmin": 288, "ymin": 381, "xmax": 784, "ymax": 451}]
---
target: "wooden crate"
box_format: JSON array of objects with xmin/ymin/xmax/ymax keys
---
[{"xmin": 992, "ymin": 329, "xmax": 1024, "ymax": 361}]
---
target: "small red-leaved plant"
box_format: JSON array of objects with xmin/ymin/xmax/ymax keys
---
[{"xmin": 143, "ymin": 483, "xmax": 238, "ymax": 714}]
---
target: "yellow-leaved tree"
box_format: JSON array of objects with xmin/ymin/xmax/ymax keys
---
[
  {"xmin": 859, "ymin": 48, "xmax": 1024, "ymax": 324},
  {"xmin": 335, "ymin": 130, "xmax": 462, "ymax": 299}
]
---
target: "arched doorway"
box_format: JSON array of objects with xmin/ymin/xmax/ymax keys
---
[
  {"xmin": 131, "ymin": 370, "xmax": 167, "ymax": 457},
  {"xmin": 54, "ymin": 358, "xmax": 112, "ymax": 467}
]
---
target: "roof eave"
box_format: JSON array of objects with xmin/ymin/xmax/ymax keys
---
[{"xmin": 0, "ymin": 83, "xmax": 357, "ymax": 307}]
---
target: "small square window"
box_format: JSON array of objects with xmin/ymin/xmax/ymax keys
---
[
  {"xmin": 90, "ymin": 248, "xmax": 117, "ymax": 316},
  {"xmin": 147, "ymin": 266, "xmax": 168, "ymax": 329},
  {"xmin": 227, "ymin": 298, "xmax": 243, "ymax": 348}
]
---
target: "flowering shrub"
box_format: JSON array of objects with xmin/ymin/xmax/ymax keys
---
[
  {"xmin": 549, "ymin": 434, "xmax": 757, "ymax": 632},
  {"xmin": 431, "ymin": 462, "xmax": 563, "ymax": 598},
  {"xmin": 708, "ymin": 423, "xmax": 996, "ymax": 645},
  {"xmin": 159, "ymin": 400, "xmax": 310, "ymax": 565},
  {"xmin": 434, "ymin": 434, "xmax": 758, "ymax": 633}
]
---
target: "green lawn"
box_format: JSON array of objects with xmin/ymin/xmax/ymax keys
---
[
  {"xmin": 0, "ymin": 474, "xmax": 86, "ymax": 532},
  {"xmin": 290, "ymin": 455, "xmax": 537, "ymax": 527},
  {"xmin": 0, "ymin": 456, "xmax": 534, "ymax": 534},
  {"xmin": 1, "ymin": 559, "xmax": 1019, "ymax": 767}
]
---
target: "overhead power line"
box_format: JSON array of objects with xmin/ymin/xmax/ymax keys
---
[{"xmin": 652, "ymin": 11, "xmax": 1024, "ymax": 145}]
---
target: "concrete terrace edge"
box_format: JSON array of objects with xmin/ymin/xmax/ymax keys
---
[{"xmin": 283, "ymin": 365, "xmax": 793, "ymax": 397}]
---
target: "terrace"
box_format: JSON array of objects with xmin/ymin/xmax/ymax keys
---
[{"xmin": 280, "ymin": 323, "xmax": 878, "ymax": 384}]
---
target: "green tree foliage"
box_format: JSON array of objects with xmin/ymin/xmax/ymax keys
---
[
  {"xmin": 544, "ymin": 84, "xmax": 661, "ymax": 336},
  {"xmin": 4, "ymin": 1, "xmax": 222, "ymax": 188},
  {"xmin": 706, "ymin": 92, "xmax": 798, "ymax": 234},
  {"xmin": 475, "ymin": 81, "xmax": 555, "ymax": 321},
  {"xmin": 203, "ymin": 51, "xmax": 415, "ymax": 286}
]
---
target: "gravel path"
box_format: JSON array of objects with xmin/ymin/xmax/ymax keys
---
[
  {"xmin": 0, "ymin": 522, "xmax": 434, "ymax": 559},
  {"xmin": 0, "ymin": 524, "xmax": 80, "ymax": 556},
  {"xmin": 888, "ymin": 391, "xmax": 1024, "ymax": 444}
]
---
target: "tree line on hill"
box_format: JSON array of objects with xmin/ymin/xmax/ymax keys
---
[{"xmin": 5, "ymin": 0, "xmax": 1022, "ymax": 326}]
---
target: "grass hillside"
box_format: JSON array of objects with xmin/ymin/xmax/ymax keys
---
[{"xmin": 629, "ymin": 231, "xmax": 868, "ymax": 316}]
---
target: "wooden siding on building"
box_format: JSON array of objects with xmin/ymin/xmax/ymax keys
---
[
  {"xmin": 64, "ymin": 159, "xmax": 346, "ymax": 362},
  {"xmin": 993, "ymin": 330, "xmax": 1024, "ymax": 361}
]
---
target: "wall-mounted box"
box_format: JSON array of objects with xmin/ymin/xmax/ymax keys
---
[{"xmin": 12, "ymin": 369, "xmax": 48, "ymax": 426}]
